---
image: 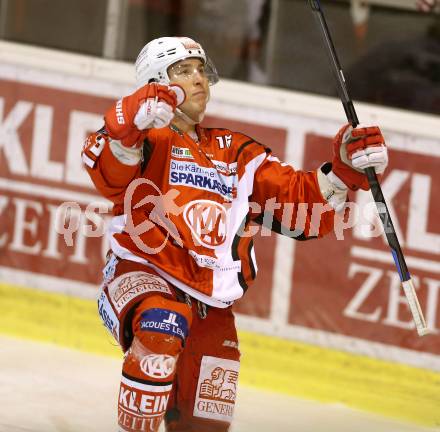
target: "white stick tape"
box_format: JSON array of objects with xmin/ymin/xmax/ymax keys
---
[{"xmin": 402, "ymin": 279, "xmax": 430, "ymax": 337}]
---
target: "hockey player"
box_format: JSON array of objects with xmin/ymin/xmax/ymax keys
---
[{"xmin": 82, "ymin": 37, "xmax": 388, "ymax": 431}]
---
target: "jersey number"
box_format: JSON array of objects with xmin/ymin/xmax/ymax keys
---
[{"xmin": 216, "ymin": 135, "xmax": 232, "ymax": 149}]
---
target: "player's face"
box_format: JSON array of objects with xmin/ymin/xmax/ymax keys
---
[{"xmin": 168, "ymin": 58, "xmax": 210, "ymax": 121}]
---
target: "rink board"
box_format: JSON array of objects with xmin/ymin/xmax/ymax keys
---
[
  {"xmin": 1, "ymin": 282, "xmax": 440, "ymax": 428},
  {"xmin": 0, "ymin": 39, "xmax": 440, "ymax": 402}
]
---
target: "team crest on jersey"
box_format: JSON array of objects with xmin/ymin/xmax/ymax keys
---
[
  {"xmin": 193, "ymin": 356, "xmax": 240, "ymax": 422},
  {"xmin": 184, "ymin": 200, "xmax": 227, "ymax": 249},
  {"xmin": 171, "ymin": 146, "xmax": 194, "ymax": 160}
]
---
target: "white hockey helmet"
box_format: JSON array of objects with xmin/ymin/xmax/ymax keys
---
[{"xmin": 135, "ymin": 37, "xmax": 219, "ymax": 89}]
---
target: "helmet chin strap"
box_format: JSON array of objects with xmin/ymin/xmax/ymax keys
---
[
  {"xmin": 167, "ymin": 81, "xmax": 208, "ymax": 126},
  {"xmin": 175, "ymin": 107, "xmax": 204, "ymax": 125}
]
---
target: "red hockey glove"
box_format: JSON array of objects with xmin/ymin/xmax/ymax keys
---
[
  {"xmin": 104, "ymin": 83, "xmax": 178, "ymax": 142},
  {"xmin": 332, "ymin": 124, "xmax": 388, "ymax": 191},
  {"xmin": 81, "ymin": 131, "xmax": 108, "ymax": 169}
]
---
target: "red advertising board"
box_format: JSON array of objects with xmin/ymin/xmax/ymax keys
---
[
  {"xmin": 0, "ymin": 78, "xmax": 285, "ymax": 318},
  {"xmin": 291, "ymin": 134, "xmax": 440, "ymax": 354},
  {"xmin": 1, "ymin": 75, "xmax": 439, "ymax": 359}
]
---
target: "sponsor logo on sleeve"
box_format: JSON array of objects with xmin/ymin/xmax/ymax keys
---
[
  {"xmin": 193, "ymin": 356, "xmax": 240, "ymax": 423},
  {"xmin": 140, "ymin": 309, "xmax": 189, "ymax": 343},
  {"xmin": 169, "ymin": 160, "xmax": 235, "ymax": 200}
]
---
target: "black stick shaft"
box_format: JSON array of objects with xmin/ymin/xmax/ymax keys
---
[
  {"xmin": 309, "ymin": 0, "xmax": 359, "ymax": 127},
  {"xmin": 308, "ymin": 0, "xmax": 410, "ymax": 282}
]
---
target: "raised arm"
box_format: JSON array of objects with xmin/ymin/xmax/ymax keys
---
[
  {"xmin": 250, "ymin": 124, "xmax": 388, "ymax": 239},
  {"xmin": 81, "ymin": 83, "xmax": 178, "ymax": 207}
]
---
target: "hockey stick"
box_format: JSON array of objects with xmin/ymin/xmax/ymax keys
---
[{"xmin": 308, "ymin": 0, "xmax": 429, "ymax": 336}]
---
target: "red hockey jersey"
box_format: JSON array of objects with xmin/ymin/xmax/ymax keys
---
[{"xmin": 82, "ymin": 125, "xmax": 335, "ymax": 308}]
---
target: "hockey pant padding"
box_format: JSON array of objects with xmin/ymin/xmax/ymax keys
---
[{"xmin": 165, "ymin": 305, "xmax": 240, "ymax": 432}]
